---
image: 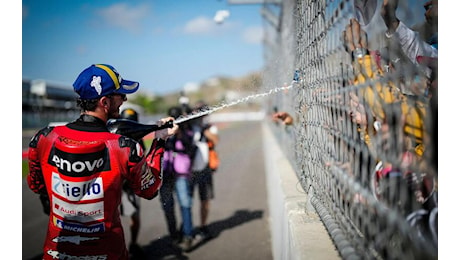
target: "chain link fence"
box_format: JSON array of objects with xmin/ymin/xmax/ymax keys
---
[{"xmin": 262, "ymin": 0, "xmax": 438, "ymax": 259}]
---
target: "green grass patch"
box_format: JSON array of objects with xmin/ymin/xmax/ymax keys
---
[
  {"xmin": 22, "ymin": 159, "xmax": 29, "ymax": 178},
  {"xmin": 143, "ymin": 138, "xmax": 153, "ymax": 150}
]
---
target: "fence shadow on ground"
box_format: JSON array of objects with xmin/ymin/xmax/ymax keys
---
[
  {"xmin": 25, "ymin": 254, "xmax": 43, "ymax": 260},
  {"xmin": 142, "ymin": 209, "xmax": 264, "ymax": 260}
]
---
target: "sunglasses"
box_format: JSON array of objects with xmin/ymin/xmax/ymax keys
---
[{"xmin": 107, "ymin": 93, "xmax": 127, "ymax": 101}]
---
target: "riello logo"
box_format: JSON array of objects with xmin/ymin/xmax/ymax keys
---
[
  {"xmin": 52, "ymin": 172, "xmax": 104, "ymax": 201},
  {"xmin": 48, "ymin": 146, "xmax": 110, "ymax": 177}
]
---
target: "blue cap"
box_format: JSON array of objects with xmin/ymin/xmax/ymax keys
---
[{"xmin": 73, "ymin": 64, "xmax": 139, "ymax": 100}]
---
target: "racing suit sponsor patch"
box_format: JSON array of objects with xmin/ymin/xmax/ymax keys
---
[
  {"xmin": 46, "ymin": 249, "xmax": 107, "ymax": 260},
  {"xmin": 140, "ymin": 167, "xmax": 156, "ymax": 190},
  {"xmin": 52, "ymin": 172, "xmax": 104, "ymax": 201},
  {"xmin": 52, "ymin": 235, "xmax": 99, "ymax": 245},
  {"xmin": 53, "ymin": 217, "xmax": 105, "ymax": 233},
  {"xmin": 52, "ymin": 196, "xmax": 104, "ymax": 223},
  {"xmin": 48, "ymin": 146, "xmax": 110, "ymax": 177}
]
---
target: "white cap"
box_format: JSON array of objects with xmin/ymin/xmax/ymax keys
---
[{"xmin": 179, "ymin": 96, "xmax": 189, "ymax": 105}]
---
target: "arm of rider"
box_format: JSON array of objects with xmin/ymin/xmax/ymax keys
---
[{"xmin": 154, "ymin": 116, "xmax": 179, "ymax": 140}]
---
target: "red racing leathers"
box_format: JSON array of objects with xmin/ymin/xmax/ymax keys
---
[{"xmin": 27, "ymin": 115, "xmax": 164, "ymax": 260}]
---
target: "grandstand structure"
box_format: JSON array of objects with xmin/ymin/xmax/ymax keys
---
[{"xmin": 22, "ymin": 78, "xmax": 80, "ymax": 129}]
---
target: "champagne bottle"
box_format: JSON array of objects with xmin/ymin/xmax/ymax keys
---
[{"xmin": 107, "ymin": 118, "xmax": 174, "ymax": 140}]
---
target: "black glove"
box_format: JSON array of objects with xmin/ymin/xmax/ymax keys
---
[{"xmin": 39, "ymin": 193, "xmax": 50, "ymax": 216}]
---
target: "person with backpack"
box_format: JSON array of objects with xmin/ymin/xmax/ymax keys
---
[
  {"xmin": 190, "ymin": 101, "xmax": 219, "ymax": 241},
  {"xmin": 160, "ymin": 105, "xmax": 199, "ymax": 252}
]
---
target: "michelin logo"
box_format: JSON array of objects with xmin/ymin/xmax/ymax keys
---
[{"xmin": 54, "ymin": 217, "xmax": 105, "ymax": 233}]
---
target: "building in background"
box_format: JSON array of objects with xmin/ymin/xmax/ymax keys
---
[{"xmin": 22, "ymin": 79, "xmax": 80, "ymax": 129}]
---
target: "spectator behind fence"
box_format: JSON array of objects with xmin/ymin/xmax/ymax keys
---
[
  {"xmin": 411, "ymin": 0, "xmax": 437, "ymax": 45},
  {"xmin": 118, "ymin": 108, "xmax": 145, "ymax": 259},
  {"xmin": 27, "ymin": 64, "xmax": 178, "ymax": 260},
  {"xmin": 381, "ymin": 0, "xmax": 438, "ymax": 77},
  {"xmin": 190, "ymin": 101, "xmax": 220, "ymax": 241},
  {"xmin": 272, "ymin": 111, "xmax": 294, "ymax": 126},
  {"xmin": 380, "ymin": 0, "xmax": 438, "ymax": 170},
  {"xmin": 342, "ymin": 18, "xmax": 437, "ymax": 247},
  {"xmin": 343, "ymin": 18, "xmax": 430, "ymax": 171},
  {"xmin": 160, "ymin": 104, "xmax": 199, "ymax": 252}
]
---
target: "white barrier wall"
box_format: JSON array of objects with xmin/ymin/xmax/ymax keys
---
[{"xmin": 262, "ymin": 121, "xmax": 340, "ymax": 260}]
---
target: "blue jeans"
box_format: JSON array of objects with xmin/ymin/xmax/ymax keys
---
[{"xmin": 175, "ymin": 175, "xmax": 193, "ymax": 237}]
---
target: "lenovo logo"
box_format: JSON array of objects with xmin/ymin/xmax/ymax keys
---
[
  {"xmin": 51, "ymin": 155, "xmax": 104, "ymax": 173},
  {"xmin": 48, "ymin": 146, "xmax": 110, "ymax": 177}
]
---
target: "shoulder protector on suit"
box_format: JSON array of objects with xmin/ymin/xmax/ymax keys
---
[{"xmin": 29, "ymin": 127, "xmax": 54, "ymax": 148}]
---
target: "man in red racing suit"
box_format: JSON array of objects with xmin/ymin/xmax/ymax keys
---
[{"xmin": 27, "ymin": 64, "xmax": 178, "ymax": 260}]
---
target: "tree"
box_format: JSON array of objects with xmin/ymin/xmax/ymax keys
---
[{"xmin": 130, "ymin": 93, "xmax": 168, "ymax": 115}]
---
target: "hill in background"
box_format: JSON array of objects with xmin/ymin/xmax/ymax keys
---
[{"xmin": 130, "ymin": 71, "xmax": 263, "ymax": 115}]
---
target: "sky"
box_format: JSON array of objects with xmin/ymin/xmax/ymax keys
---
[{"xmin": 22, "ymin": 0, "xmax": 266, "ymax": 96}]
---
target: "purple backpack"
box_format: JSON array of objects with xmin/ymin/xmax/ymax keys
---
[
  {"xmin": 172, "ymin": 140, "xmax": 192, "ymax": 175},
  {"xmin": 162, "ymin": 132, "xmax": 193, "ymax": 176}
]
